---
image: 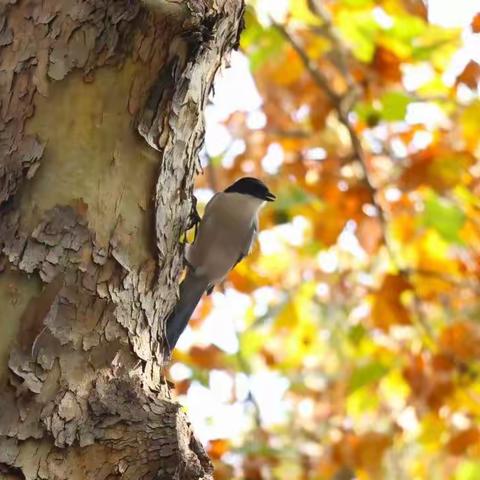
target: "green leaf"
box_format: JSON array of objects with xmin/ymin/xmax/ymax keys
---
[
  {"xmin": 349, "ymin": 362, "xmax": 388, "ymax": 393},
  {"xmin": 241, "ymin": 8, "xmax": 285, "ymax": 71},
  {"xmin": 433, "ymin": 153, "xmax": 474, "ymax": 189},
  {"xmin": 380, "ymin": 91, "xmax": 410, "ymax": 121},
  {"xmin": 209, "ymin": 154, "xmax": 223, "ymax": 167},
  {"xmin": 347, "ymin": 385, "xmax": 381, "ymax": 416},
  {"xmin": 377, "ymin": 13, "xmax": 424, "ymax": 58},
  {"xmin": 455, "ymin": 461, "xmax": 480, "ymax": 480},
  {"xmin": 413, "ymin": 25, "xmax": 460, "ymax": 67},
  {"xmin": 355, "ymin": 101, "xmax": 380, "ymax": 126},
  {"xmin": 348, "ymin": 324, "xmax": 366, "ymax": 345},
  {"xmin": 388, "ymin": 13, "xmax": 426, "ymax": 45},
  {"xmin": 337, "ymin": 10, "xmax": 379, "ymax": 62},
  {"xmin": 422, "ymin": 191, "xmax": 465, "ymax": 244},
  {"xmin": 275, "ymin": 186, "xmax": 311, "ymax": 211}
]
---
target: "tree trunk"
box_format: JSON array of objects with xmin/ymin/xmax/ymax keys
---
[{"xmin": 0, "ymin": 1, "xmax": 244, "ymax": 478}]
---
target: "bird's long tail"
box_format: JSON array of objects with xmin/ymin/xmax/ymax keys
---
[{"xmin": 165, "ymin": 271, "xmax": 208, "ymax": 352}]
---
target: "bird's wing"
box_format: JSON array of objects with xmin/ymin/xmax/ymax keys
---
[
  {"xmin": 233, "ymin": 218, "xmax": 258, "ymax": 268},
  {"xmin": 185, "ymin": 193, "xmax": 220, "ymax": 272}
]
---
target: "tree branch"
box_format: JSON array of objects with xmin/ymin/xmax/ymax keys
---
[
  {"xmin": 271, "ymin": 19, "xmax": 397, "ymax": 264},
  {"xmin": 272, "ymin": 20, "xmax": 341, "ymax": 106}
]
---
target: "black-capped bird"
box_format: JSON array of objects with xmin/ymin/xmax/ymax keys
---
[{"xmin": 165, "ymin": 177, "xmax": 275, "ymax": 353}]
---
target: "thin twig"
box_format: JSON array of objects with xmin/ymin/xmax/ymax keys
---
[
  {"xmin": 272, "ymin": 19, "xmax": 341, "ymax": 106},
  {"xmin": 271, "ymin": 14, "xmax": 454, "ymax": 344},
  {"xmin": 272, "ymin": 18, "xmax": 398, "ymax": 264},
  {"xmin": 307, "ymin": 0, "xmax": 355, "ymax": 89}
]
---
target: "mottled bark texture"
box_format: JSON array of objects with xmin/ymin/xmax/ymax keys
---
[{"xmin": 0, "ymin": 0, "xmax": 244, "ymax": 478}]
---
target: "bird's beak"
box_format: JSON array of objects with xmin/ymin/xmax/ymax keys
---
[{"xmin": 265, "ymin": 191, "xmax": 276, "ymax": 202}]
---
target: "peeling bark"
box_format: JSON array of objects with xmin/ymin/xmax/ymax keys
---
[{"xmin": 0, "ymin": 0, "xmax": 245, "ymax": 478}]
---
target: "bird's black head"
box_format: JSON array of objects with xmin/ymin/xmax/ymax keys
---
[{"xmin": 224, "ymin": 177, "xmax": 276, "ymax": 202}]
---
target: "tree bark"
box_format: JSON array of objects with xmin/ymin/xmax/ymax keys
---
[{"xmin": 0, "ymin": 0, "xmax": 244, "ymax": 478}]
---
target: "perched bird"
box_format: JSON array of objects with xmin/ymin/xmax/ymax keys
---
[{"xmin": 165, "ymin": 177, "xmax": 275, "ymax": 353}]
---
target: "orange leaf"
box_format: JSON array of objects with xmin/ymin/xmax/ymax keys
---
[
  {"xmin": 228, "ymin": 268, "xmax": 258, "ymax": 293},
  {"xmin": 356, "ymin": 432, "xmax": 392, "ymax": 472},
  {"xmin": 260, "ymin": 348, "xmax": 277, "ymax": 367},
  {"xmin": 401, "ymin": 0, "xmax": 428, "ymax": 19},
  {"xmin": 357, "ymin": 216, "xmax": 383, "ymax": 254},
  {"xmin": 174, "ymin": 379, "xmax": 191, "ymax": 396},
  {"xmin": 207, "ymin": 439, "xmax": 231, "ymax": 460},
  {"xmin": 399, "ymin": 145, "xmax": 475, "ymax": 193},
  {"xmin": 310, "ymin": 95, "xmax": 333, "ymax": 130},
  {"xmin": 331, "ymin": 432, "xmax": 392, "ymax": 472},
  {"xmin": 189, "ymin": 296, "xmax": 213, "ymax": 329},
  {"xmin": 447, "ymin": 428, "xmax": 480, "ymax": 455},
  {"xmin": 471, "ymin": 13, "xmax": 480, "ymax": 33},
  {"xmin": 312, "ymin": 205, "xmax": 346, "ymax": 246},
  {"xmin": 439, "ymin": 321, "xmax": 480, "ymax": 362},
  {"xmin": 372, "ymin": 47, "xmax": 402, "ymax": 83},
  {"xmin": 272, "ymin": 48, "xmax": 305, "ymax": 86},
  {"xmin": 403, "ymin": 353, "xmax": 455, "ymax": 410},
  {"xmin": 371, "ymin": 274, "xmax": 411, "ymax": 330},
  {"xmin": 456, "ymin": 61, "xmax": 480, "ymax": 89},
  {"xmin": 243, "ymin": 456, "xmax": 267, "ymax": 480},
  {"xmin": 188, "ymin": 345, "xmax": 227, "ymax": 370}
]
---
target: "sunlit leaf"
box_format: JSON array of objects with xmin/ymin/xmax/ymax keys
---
[
  {"xmin": 337, "ymin": 9, "xmax": 379, "ymax": 61},
  {"xmin": 382, "ymin": 13, "xmax": 426, "ymax": 58},
  {"xmin": 422, "ymin": 191, "xmax": 465, "ymax": 244},
  {"xmin": 241, "ymin": 8, "xmax": 285, "ymax": 70},
  {"xmin": 461, "ymin": 100, "xmax": 480, "ymax": 149},
  {"xmin": 380, "ymin": 91, "xmax": 410, "ymax": 120},
  {"xmin": 349, "ymin": 362, "xmax": 389, "ymax": 392},
  {"xmin": 419, "ymin": 413, "xmax": 446, "ymax": 446},
  {"xmin": 289, "ymin": 0, "xmax": 321, "ymax": 24},
  {"xmin": 455, "ymin": 461, "xmax": 480, "ymax": 480}
]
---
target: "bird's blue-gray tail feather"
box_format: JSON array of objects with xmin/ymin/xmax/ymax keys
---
[{"xmin": 165, "ymin": 272, "xmax": 208, "ymax": 352}]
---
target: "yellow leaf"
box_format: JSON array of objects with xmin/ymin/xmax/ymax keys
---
[
  {"xmin": 419, "ymin": 413, "xmax": 446, "ymax": 449},
  {"xmin": 461, "ymin": 100, "xmax": 480, "ymax": 150}
]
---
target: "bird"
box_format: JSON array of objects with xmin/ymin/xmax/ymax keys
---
[{"xmin": 165, "ymin": 177, "xmax": 275, "ymax": 353}]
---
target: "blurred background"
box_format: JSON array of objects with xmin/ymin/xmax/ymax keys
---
[{"xmin": 169, "ymin": 1, "xmax": 480, "ymax": 478}]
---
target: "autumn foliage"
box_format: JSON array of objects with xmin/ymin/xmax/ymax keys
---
[{"xmin": 170, "ymin": 1, "xmax": 480, "ymax": 478}]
